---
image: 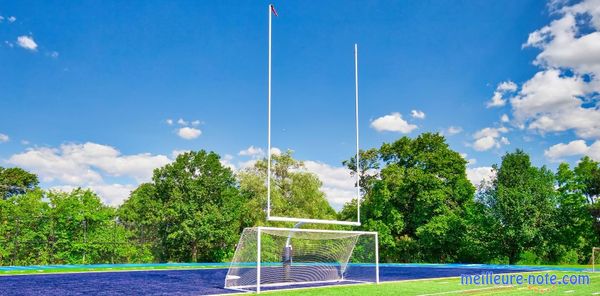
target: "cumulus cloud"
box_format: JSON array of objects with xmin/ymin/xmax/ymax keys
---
[
  {"xmin": 446, "ymin": 126, "xmax": 463, "ymax": 135},
  {"xmin": 270, "ymin": 147, "xmax": 282, "ymax": 156},
  {"xmin": 7, "ymin": 16, "xmax": 16, "ymax": 23},
  {"xmin": 8, "ymin": 142, "xmax": 171, "ymax": 205},
  {"xmin": 0, "ymin": 133, "xmax": 9, "ymax": 143},
  {"xmin": 501, "ymin": 114, "xmax": 510, "ymax": 123},
  {"xmin": 303, "ymin": 161, "xmax": 356, "ymax": 211},
  {"xmin": 472, "ymin": 127, "xmax": 510, "ymax": 151},
  {"xmin": 51, "ymin": 184, "xmax": 135, "ymax": 207},
  {"xmin": 544, "ymin": 139, "xmax": 600, "ymax": 162},
  {"xmin": 17, "ymin": 35, "xmax": 37, "ymax": 51},
  {"xmin": 410, "ymin": 110, "xmax": 426, "ymax": 119},
  {"xmin": 177, "ymin": 118, "xmax": 188, "ymax": 125},
  {"xmin": 9, "ymin": 142, "xmax": 170, "ymax": 184},
  {"xmin": 239, "ymin": 146, "xmax": 264, "ymax": 157},
  {"xmin": 371, "ymin": 112, "xmax": 417, "ymax": 133},
  {"xmin": 504, "ymin": 0, "xmax": 600, "ymax": 139},
  {"xmin": 487, "ymin": 81, "xmax": 518, "ymax": 108},
  {"xmin": 177, "ymin": 127, "xmax": 201, "ymax": 139},
  {"xmin": 166, "ymin": 119, "xmax": 174, "ymax": 125},
  {"xmin": 467, "ymin": 167, "xmax": 495, "ymax": 188}
]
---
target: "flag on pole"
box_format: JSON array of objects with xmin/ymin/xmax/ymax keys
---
[{"xmin": 270, "ymin": 4, "xmax": 278, "ymax": 17}]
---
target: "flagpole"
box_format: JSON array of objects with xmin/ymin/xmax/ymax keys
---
[{"xmin": 267, "ymin": 4, "xmax": 272, "ymax": 220}]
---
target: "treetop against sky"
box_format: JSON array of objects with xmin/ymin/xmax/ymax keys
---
[{"xmin": 1, "ymin": 0, "xmax": 600, "ymax": 206}]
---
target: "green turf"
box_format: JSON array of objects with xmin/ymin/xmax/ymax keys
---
[{"xmin": 268, "ymin": 272, "xmax": 600, "ymax": 296}]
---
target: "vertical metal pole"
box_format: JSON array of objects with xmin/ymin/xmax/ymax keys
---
[
  {"xmin": 594, "ymin": 247, "xmax": 596, "ymax": 272},
  {"xmin": 354, "ymin": 44, "xmax": 360, "ymax": 225},
  {"xmin": 267, "ymin": 4, "xmax": 272, "ymax": 220},
  {"xmin": 257, "ymin": 228, "xmax": 262, "ymax": 293},
  {"xmin": 375, "ymin": 232, "xmax": 379, "ymax": 284}
]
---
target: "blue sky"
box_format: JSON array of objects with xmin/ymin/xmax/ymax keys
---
[{"xmin": 1, "ymin": 0, "xmax": 600, "ymax": 208}]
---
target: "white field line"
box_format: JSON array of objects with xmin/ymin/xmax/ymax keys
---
[{"xmin": 416, "ymin": 285, "xmax": 515, "ymax": 296}]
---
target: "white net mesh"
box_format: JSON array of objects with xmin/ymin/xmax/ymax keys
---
[{"xmin": 225, "ymin": 227, "xmax": 378, "ymax": 292}]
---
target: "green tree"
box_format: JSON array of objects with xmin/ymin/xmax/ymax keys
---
[
  {"xmin": 152, "ymin": 150, "xmax": 243, "ymax": 262},
  {"xmin": 482, "ymin": 150, "xmax": 555, "ymax": 264},
  {"xmin": 118, "ymin": 183, "xmax": 162, "ymax": 260},
  {"xmin": 345, "ymin": 133, "xmax": 475, "ymax": 262},
  {"xmin": 238, "ymin": 151, "xmax": 337, "ymax": 227},
  {"xmin": 548, "ymin": 163, "xmax": 597, "ymax": 264},
  {"xmin": 0, "ymin": 167, "xmax": 39, "ymax": 199}
]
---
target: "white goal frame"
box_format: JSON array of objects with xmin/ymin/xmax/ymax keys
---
[
  {"xmin": 266, "ymin": 4, "xmax": 362, "ymax": 226},
  {"xmin": 593, "ymin": 247, "xmax": 600, "ymax": 272},
  {"xmin": 226, "ymin": 226, "xmax": 379, "ymax": 293}
]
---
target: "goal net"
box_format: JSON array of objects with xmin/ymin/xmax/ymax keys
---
[{"xmin": 224, "ymin": 227, "xmax": 379, "ymax": 293}]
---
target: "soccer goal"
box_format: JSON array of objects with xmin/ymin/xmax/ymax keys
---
[
  {"xmin": 593, "ymin": 247, "xmax": 600, "ymax": 272},
  {"xmin": 224, "ymin": 227, "xmax": 379, "ymax": 293}
]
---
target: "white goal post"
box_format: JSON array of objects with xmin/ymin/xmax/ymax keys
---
[
  {"xmin": 225, "ymin": 227, "xmax": 379, "ymax": 293},
  {"xmin": 266, "ymin": 4, "xmax": 362, "ymax": 226},
  {"xmin": 593, "ymin": 247, "xmax": 600, "ymax": 272}
]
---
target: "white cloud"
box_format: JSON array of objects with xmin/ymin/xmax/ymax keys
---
[
  {"xmin": 446, "ymin": 126, "xmax": 463, "ymax": 135},
  {"xmin": 410, "ymin": 110, "xmax": 426, "ymax": 119},
  {"xmin": 50, "ymin": 184, "xmax": 135, "ymax": 207},
  {"xmin": 544, "ymin": 139, "xmax": 600, "ymax": 162},
  {"xmin": 467, "ymin": 167, "xmax": 495, "ymax": 188},
  {"xmin": 472, "ymin": 127, "xmax": 510, "ymax": 151},
  {"xmin": 303, "ymin": 161, "xmax": 356, "ymax": 211},
  {"xmin": 0, "ymin": 16, "xmax": 4, "ymax": 22},
  {"xmin": 191, "ymin": 120, "xmax": 201, "ymax": 126},
  {"xmin": 48, "ymin": 51, "xmax": 59, "ymax": 58},
  {"xmin": 7, "ymin": 16, "xmax": 16, "ymax": 23},
  {"xmin": 177, "ymin": 118, "xmax": 188, "ymax": 125},
  {"xmin": 220, "ymin": 154, "xmax": 236, "ymax": 170},
  {"xmin": 166, "ymin": 119, "xmax": 173, "ymax": 125},
  {"xmin": 9, "ymin": 142, "xmax": 170, "ymax": 184},
  {"xmin": 270, "ymin": 147, "xmax": 282, "ymax": 156},
  {"xmin": 8, "ymin": 142, "xmax": 171, "ymax": 205},
  {"xmin": 0, "ymin": 133, "xmax": 9, "ymax": 143},
  {"xmin": 371, "ymin": 112, "xmax": 417, "ymax": 133},
  {"xmin": 171, "ymin": 149, "xmax": 190, "ymax": 159},
  {"xmin": 239, "ymin": 145, "xmax": 265, "ymax": 157},
  {"xmin": 487, "ymin": 81, "xmax": 517, "ymax": 108},
  {"xmin": 177, "ymin": 127, "xmax": 201, "ymax": 139},
  {"xmin": 505, "ymin": 0, "xmax": 600, "ymax": 140},
  {"xmin": 17, "ymin": 35, "xmax": 37, "ymax": 51},
  {"xmin": 501, "ymin": 114, "xmax": 510, "ymax": 123}
]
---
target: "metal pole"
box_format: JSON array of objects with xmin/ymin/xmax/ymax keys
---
[
  {"xmin": 267, "ymin": 4, "xmax": 272, "ymax": 220},
  {"xmin": 257, "ymin": 228, "xmax": 262, "ymax": 293},
  {"xmin": 375, "ymin": 232, "xmax": 379, "ymax": 284},
  {"xmin": 354, "ymin": 44, "xmax": 361, "ymax": 225}
]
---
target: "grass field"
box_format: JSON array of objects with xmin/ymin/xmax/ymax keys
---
[{"xmin": 268, "ymin": 271, "xmax": 600, "ymax": 296}]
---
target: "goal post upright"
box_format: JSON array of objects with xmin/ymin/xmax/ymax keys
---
[
  {"xmin": 265, "ymin": 4, "xmax": 363, "ymax": 225},
  {"xmin": 267, "ymin": 4, "xmax": 273, "ymax": 221},
  {"xmin": 257, "ymin": 227, "xmax": 262, "ymax": 293},
  {"xmin": 594, "ymin": 247, "xmax": 599, "ymax": 272}
]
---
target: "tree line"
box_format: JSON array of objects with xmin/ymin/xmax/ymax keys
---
[{"xmin": 0, "ymin": 133, "xmax": 598, "ymax": 265}]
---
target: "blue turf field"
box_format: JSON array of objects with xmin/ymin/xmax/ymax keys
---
[{"xmin": 0, "ymin": 264, "xmax": 558, "ymax": 295}]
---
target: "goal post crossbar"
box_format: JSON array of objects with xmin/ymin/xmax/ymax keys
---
[
  {"xmin": 265, "ymin": 217, "xmax": 361, "ymax": 226},
  {"xmin": 257, "ymin": 226, "xmax": 376, "ymax": 235}
]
